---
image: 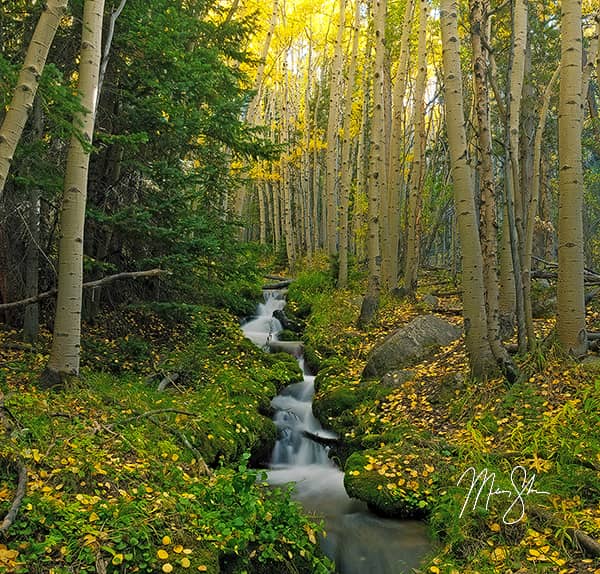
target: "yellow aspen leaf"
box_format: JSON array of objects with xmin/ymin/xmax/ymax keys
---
[
  {"xmin": 490, "ymin": 523, "xmax": 501, "ymax": 532},
  {"xmin": 174, "ymin": 545, "xmax": 184, "ymax": 553},
  {"xmin": 162, "ymin": 564, "xmax": 173, "ymax": 573},
  {"xmin": 529, "ymin": 548, "xmax": 540, "ymax": 557},
  {"xmin": 172, "ymin": 454, "xmax": 179, "ymax": 462},
  {"xmin": 162, "ymin": 536, "xmax": 171, "ymax": 545},
  {"xmin": 491, "ymin": 547, "xmax": 506, "ymax": 561},
  {"xmin": 112, "ymin": 554, "xmax": 124, "ymax": 565},
  {"xmin": 197, "ymin": 566, "xmax": 208, "ymax": 572},
  {"xmin": 157, "ymin": 549, "xmax": 169, "ymax": 559},
  {"xmin": 429, "ymin": 567, "xmax": 440, "ymax": 574},
  {"xmin": 89, "ymin": 512, "xmax": 99, "ymax": 522},
  {"xmin": 181, "ymin": 557, "xmax": 191, "ymax": 568},
  {"xmin": 183, "ymin": 548, "xmax": 193, "ymax": 554},
  {"xmin": 32, "ymin": 449, "xmax": 41, "ymax": 462}
]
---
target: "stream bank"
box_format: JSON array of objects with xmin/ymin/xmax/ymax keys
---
[
  {"xmin": 285, "ymin": 268, "xmax": 600, "ymax": 574},
  {"xmin": 243, "ymin": 289, "xmax": 432, "ymax": 573}
]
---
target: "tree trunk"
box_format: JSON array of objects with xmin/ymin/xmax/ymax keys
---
[
  {"xmin": 358, "ymin": 0, "xmax": 386, "ymax": 327},
  {"xmin": 403, "ymin": 0, "xmax": 427, "ymax": 297},
  {"xmin": 43, "ymin": 0, "xmax": 105, "ymax": 385},
  {"xmin": 387, "ymin": 0, "xmax": 415, "ymax": 289},
  {"xmin": 502, "ymin": 0, "xmax": 528, "ymax": 353},
  {"xmin": 440, "ymin": 0, "xmax": 495, "ymax": 377},
  {"xmin": 524, "ymin": 65, "xmax": 559, "ymax": 347},
  {"xmin": 325, "ymin": 0, "xmax": 347, "ymax": 259},
  {"xmin": 338, "ymin": 0, "xmax": 360, "ymax": 289},
  {"xmin": 557, "ymin": 0, "xmax": 587, "ymax": 356},
  {"xmin": 0, "ymin": 0, "xmax": 68, "ymax": 200},
  {"xmin": 470, "ymin": 0, "xmax": 506, "ymax": 364}
]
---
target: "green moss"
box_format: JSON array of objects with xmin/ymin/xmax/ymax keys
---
[{"xmin": 344, "ymin": 444, "xmax": 444, "ymax": 519}]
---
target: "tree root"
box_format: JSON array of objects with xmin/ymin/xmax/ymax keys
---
[{"xmin": 0, "ymin": 456, "xmax": 27, "ymax": 535}]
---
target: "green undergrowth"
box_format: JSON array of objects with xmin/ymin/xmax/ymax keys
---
[
  {"xmin": 0, "ymin": 304, "xmax": 332, "ymax": 573},
  {"xmin": 289, "ymin": 268, "xmax": 600, "ymax": 574}
]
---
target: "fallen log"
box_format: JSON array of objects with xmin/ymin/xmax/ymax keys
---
[
  {"xmin": 302, "ymin": 430, "xmax": 341, "ymax": 448},
  {"xmin": 0, "ymin": 269, "xmax": 169, "ymax": 311},
  {"xmin": 263, "ymin": 280, "xmax": 292, "ymax": 290}
]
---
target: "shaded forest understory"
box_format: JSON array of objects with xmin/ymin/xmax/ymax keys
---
[{"xmin": 1, "ymin": 259, "xmax": 599, "ymax": 574}]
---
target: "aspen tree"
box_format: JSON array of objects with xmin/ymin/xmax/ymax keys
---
[
  {"xmin": 387, "ymin": 0, "xmax": 415, "ymax": 289},
  {"xmin": 557, "ymin": 0, "xmax": 587, "ymax": 356},
  {"xmin": 403, "ymin": 0, "xmax": 428, "ymax": 297},
  {"xmin": 43, "ymin": 0, "xmax": 105, "ymax": 384},
  {"xmin": 338, "ymin": 0, "xmax": 360, "ymax": 288},
  {"xmin": 325, "ymin": 0, "xmax": 347, "ymax": 258},
  {"xmin": 0, "ymin": 0, "xmax": 68, "ymax": 200},
  {"xmin": 440, "ymin": 0, "xmax": 495, "ymax": 376},
  {"xmin": 358, "ymin": 0, "xmax": 386, "ymax": 327}
]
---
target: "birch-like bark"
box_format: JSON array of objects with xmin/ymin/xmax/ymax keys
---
[
  {"xmin": 338, "ymin": 0, "xmax": 360, "ymax": 288},
  {"xmin": 44, "ymin": 0, "xmax": 105, "ymax": 384},
  {"xmin": 0, "ymin": 0, "xmax": 68, "ymax": 200},
  {"xmin": 505, "ymin": 0, "xmax": 528, "ymax": 352},
  {"xmin": 386, "ymin": 0, "xmax": 415, "ymax": 289},
  {"xmin": 524, "ymin": 65, "xmax": 559, "ymax": 347},
  {"xmin": 325, "ymin": 0, "xmax": 347, "ymax": 257},
  {"xmin": 358, "ymin": 0, "xmax": 385, "ymax": 327},
  {"xmin": 440, "ymin": 0, "xmax": 495, "ymax": 377},
  {"xmin": 557, "ymin": 0, "xmax": 587, "ymax": 356},
  {"xmin": 403, "ymin": 0, "xmax": 428, "ymax": 296}
]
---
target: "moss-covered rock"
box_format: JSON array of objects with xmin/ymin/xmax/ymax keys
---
[{"xmin": 344, "ymin": 444, "xmax": 444, "ymax": 519}]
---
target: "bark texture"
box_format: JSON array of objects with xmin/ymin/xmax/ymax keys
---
[
  {"xmin": 45, "ymin": 0, "xmax": 105, "ymax": 381},
  {"xmin": 557, "ymin": 0, "xmax": 587, "ymax": 356}
]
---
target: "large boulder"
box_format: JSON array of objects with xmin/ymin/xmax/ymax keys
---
[{"xmin": 362, "ymin": 314, "xmax": 461, "ymax": 378}]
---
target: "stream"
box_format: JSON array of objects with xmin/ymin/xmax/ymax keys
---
[{"xmin": 242, "ymin": 290, "xmax": 431, "ymax": 573}]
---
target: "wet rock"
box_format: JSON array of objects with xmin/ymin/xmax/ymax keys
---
[{"xmin": 362, "ymin": 315, "xmax": 461, "ymax": 379}]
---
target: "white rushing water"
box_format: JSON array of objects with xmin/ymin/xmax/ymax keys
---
[{"xmin": 242, "ymin": 290, "xmax": 431, "ymax": 573}]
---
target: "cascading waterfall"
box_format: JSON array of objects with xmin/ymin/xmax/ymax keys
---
[{"xmin": 242, "ymin": 289, "xmax": 431, "ymax": 574}]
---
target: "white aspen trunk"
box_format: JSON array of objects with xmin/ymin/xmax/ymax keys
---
[
  {"xmin": 524, "ymin": 65, "xmax": 559, "ymax": 346},
  {"xmin": 557, "ymin": 0, "xmax": 587, "ymax": 356},
  {"xmin": 325, "ymin": 0, "xmax": 347, "ymax": 258},
  {"xmin": 403, "ymin": 0, "xmax": 427, "ymax": 296},
  {"xmin": 506, "ymin": 0, "xmax": 528, "ymax": 352},
  {"xmin": 385, "ymin": 0, "xmax": 415, "ymax": 289},
  {"xmin": 44, "ymin": 0, "xmax": 105, "ymax": 384},
  {"xmin": 0, "ymin": 0, "xmax": 68, "ymax": 200},
  {"xmin": 358, "ymin": 0, "xmax": 385, "ymax": 327},
  {"xmin": 440, "ymin": 0, "xmax": 495, "ymax": 377},
  {"xmin": 338, "ymin": 0, "xmax": 360, "ymax": 289}
]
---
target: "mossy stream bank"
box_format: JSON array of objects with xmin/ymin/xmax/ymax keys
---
[{"xmin": 284, "ymin": 269, "xmax": 600, "ymax": 574}]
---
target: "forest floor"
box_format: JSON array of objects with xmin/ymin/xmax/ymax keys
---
[
  {"xmin": 285, "ymin": 264, "xmax": 600, "ymax": 574},
  {"xmin": 0, "ymin": 263, "xmax": 599, "ymax": 574},
  {"xmin": 0, "ymin": 303, "xmax": 333, "ymax": 573}
]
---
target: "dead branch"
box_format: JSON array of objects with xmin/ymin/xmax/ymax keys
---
[
  {"xmin": 157, "ymin": 373, "xmax": 180, "ymax": 392},
  {"xmin": 109, "ymin": 408, "xmax": 197, "ymax": 428},
  {"xmin": 147, "ymin": 416, "xmax": 211, "ymax": 476},
  {"xmin": 0, "ymin": 268, "xmax": 168, "ymax": 311},
  {"xmin": 530, "ymin": 506, "xmax": 600, "ymax": 557},
  {"xmin": 0, "ymin": 456, "xmax": 27, "ymax": 535}
]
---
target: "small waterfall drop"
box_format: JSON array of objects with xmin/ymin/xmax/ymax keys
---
[{"xmin": 242, "ymin": 289, "xmax": 431, "ymax": 574}]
